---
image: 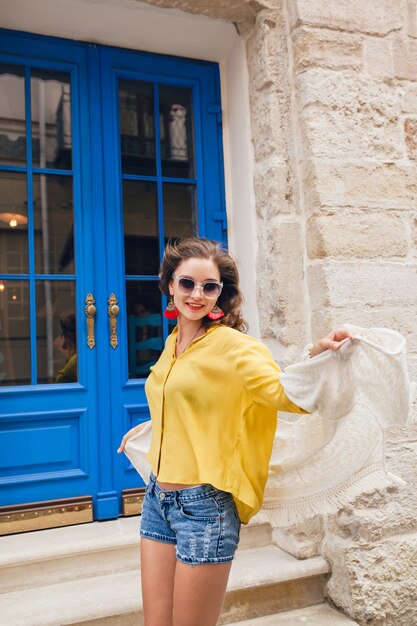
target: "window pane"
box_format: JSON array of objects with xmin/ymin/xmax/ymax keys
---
[
  {"xmin": 0, "ymin": 280, "xmax": 30, "ymax": 386},
  {"xmin": 119, "ymin": 80, "xmax": 155, "ymax": 176},
  {"xmin": 0, "ymin": 172, "xmax": 28, "ymax": 274},
  {"xmin": 0, "ymin": 64, "xmax": 26, "ymax": 166},
  {"xmin": 160, "ymin": 85, "xmax": 195, "ymax": 179},
  {"xmin": 33, "ymin": 175, "xmax": 74, "ymax": 274},
  {"xmin": 36, "ymin": 280, "xmax": 77, "ymax": 384},
  {"xmin": 31, "ymin": 69, "xmax": 72, "ymax": 170},
  {"xmin": 123, "ymin": 180, "xmax": 159, "ymax": 275},
  {"xmin": 126, "ymin": 280, "xmax": 162, "ymax": 379},
  {"xmin": 163, "ymin": 183, "xmax": 197, "ymax": 240}
]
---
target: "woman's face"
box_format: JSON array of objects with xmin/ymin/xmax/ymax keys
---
[{"xmin": 169, "ymin": 257, "xmax": 221, "ymax": 322}]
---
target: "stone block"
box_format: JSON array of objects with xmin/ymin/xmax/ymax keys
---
[
  {"xmin": 296, "ymin": 70, "xmax": 402, "ymax": 158},
  {"xmin": 325, "ymin": 533, "xmax": 417, "ymax": 625},
  {"xmin": 289, "ymin": 0, "xmax": 404, "ymax": 35},
  {"xmin": 256, "ymin": 219, "xmax": 306, "ymax": 351},
  {"xmin": 249, "ymin": 87, "xmax": 286, "ymax": 162},
  {"xmin": 254, "ymin": 162, "xmax": 294, "ymax": 217},
  {"xmin": 404, "ymin": 118, "xmax": 417, "ymax": 159},
  {"xmin": 296, "ymin": 68, "xmax": 398, "ymax": 113},
  {"xmin": 363, "ymin": 37, "xmax": 395, "ymax": 79},
  {"xmin": 305, "ymin": 160, "xmax": 417, "ymax": 210},
  {"xmin": 306, "ymin": 213, "xmax": 408, "ymax": 259},
  {"xmin": 301, "ymin": 105, "xmax": 403, "ymax": 159},
  {"xmin": 307, "ymin": 261, "xmax": 417, "ymax": 310},
  {"xmin": 292, "ymin": 27, "xmax": 362, "ymax": 72},
  {"xmin": 393, "ymin": 36, "xmax": 417, "ymax": 81},
  {"xmin": 246, "ymin": 11, "xmax": 282, "ymax": 91}
]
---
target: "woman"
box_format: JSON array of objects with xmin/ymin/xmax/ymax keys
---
[{"xmin": 118, "ymin": 237, "xmax": 352, "ymax": 626}]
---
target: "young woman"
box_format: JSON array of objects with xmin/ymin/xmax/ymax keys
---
[{"xmin": 118, "ymin": 237, "xmax": 352, "ymax": 626}]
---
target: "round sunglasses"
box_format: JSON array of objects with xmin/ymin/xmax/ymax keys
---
[{"xmin": 172, "ymin": 274, "xmax": 223, "ymax": 299}]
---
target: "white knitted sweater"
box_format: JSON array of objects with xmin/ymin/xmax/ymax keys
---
[{"xmin": 254, "ymin": 324, "xmax": 410, "ymax": 527}]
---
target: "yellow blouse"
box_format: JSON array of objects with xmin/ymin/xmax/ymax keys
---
[{"xmin": 145, "ymin": 324, "xmax": 308, "ymax": 524}]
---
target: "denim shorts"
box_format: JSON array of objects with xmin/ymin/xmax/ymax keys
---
[{"xmin": 140, "ymin": 473, "xmax": 241, "ymax": 565}]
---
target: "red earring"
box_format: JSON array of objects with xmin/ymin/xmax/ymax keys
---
[
  {"xmin": 164, "ymin": 298, "xmax": 178, "ymax": 320},
  {"xmin": 207, "ymin": 303, "xmax": 224, "ymax": 320}
]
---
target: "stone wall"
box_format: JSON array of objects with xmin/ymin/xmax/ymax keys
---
[
  {"xmin": 288, "ymin": 1, "xmax": 417, "ymax": 428},
  {"xmin": 261, "ymin": 3, "xmax": 417, "ymax": 624}
]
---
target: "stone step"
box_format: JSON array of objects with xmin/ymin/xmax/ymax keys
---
[
  {"xmin": 0, "ymin": 516, "xmax": 271, "ymax": 593},
  {"xmin": 229, "ymin": 603, "xmax": 359, "ymax": 625},
  {"xmin": 0, "ymin": 544, "xmax": 329, "ymax": 626}
]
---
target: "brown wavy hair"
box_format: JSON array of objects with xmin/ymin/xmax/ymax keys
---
[{"xmin": 159, "ymin": 237, "xmax": 247, "ymax": 333}]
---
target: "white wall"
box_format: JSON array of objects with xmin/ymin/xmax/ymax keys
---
[{"xmin": 0, "ymin": 0, "xmax": 260, "ymax": 334}]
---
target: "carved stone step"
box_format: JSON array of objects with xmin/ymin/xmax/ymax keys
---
[{"xmin": 0, "ymin": 540, "xmax": 329, "ymax": 626}]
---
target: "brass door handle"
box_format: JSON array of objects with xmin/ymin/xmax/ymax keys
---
[
  {"xmin": 84, "ymin": 294, "xmax": 97, "ymax": 349},
  {"xmin": 108, "ymin": 294, "xmax": 120, "ymax": 349}
]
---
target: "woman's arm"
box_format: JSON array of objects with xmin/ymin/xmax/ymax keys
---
[{"xmin": 233, "ymin": 328, "xmax": 354, "ymax": 413}]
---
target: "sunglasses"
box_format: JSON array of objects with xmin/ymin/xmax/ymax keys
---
[{"xmin": 172, "ymin": 274, "xmax": 223, "ymax": 299}]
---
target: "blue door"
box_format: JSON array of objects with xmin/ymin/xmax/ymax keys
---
[{"xmin": 0, "ymin": 31, "xmax": 227, "ymax": 525}]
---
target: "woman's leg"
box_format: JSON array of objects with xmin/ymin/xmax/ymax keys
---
[
  {"xmin": 172, "ymin": 560, "xmax": 233, "ymax": 626},
  {"xmin": 141, "ymin": 537, "xmax": 177, "ymax": 626}
]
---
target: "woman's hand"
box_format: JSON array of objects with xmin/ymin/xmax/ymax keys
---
[
  {"xmin": 310, "ymin": 328, "xmax": 354, "ymax": 358},
  {"xmin": 117, "ymin": 421, "xmax": 150, "ymax": 454}
]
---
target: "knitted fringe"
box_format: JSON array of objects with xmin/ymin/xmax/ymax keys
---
[{"xmin": 253, "ymin": 464, "xmax": 406, "ymax": 528}]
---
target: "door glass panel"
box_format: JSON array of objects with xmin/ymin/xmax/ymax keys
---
[
  {"xmin": 163, "ymin": 183, "xmax": 197, "ymax": 241},
  {"xmin": 159, "ymin": 85, "xmax": 195, "ymax": 179},
  {"xmin": 0, "ymin": 172, "xmax": 29, "ymax": 274},
  {"xmin": 123, "ymin": 180, "xmax": 159, "ymax": 275},
  {"xmin": 31, "ymin": 69, "xmax": 72, "ymax": 170},
  {"xmin": 0, "ymin": 279, "xmax": 30, "ymax": 386},
  {"xmin": 33, "ymin": 174, "xmax": 74, "ymax": 274},
  {"xmin": 126, "ymin": 280, "xmax": 162, "ymax": 379},
  {"xmin": 36, "ymin": 280, "xmax": 77, "ymax": 384},
  {"xmin": 0, "ymin": 64, "xmax": 26, "ymax": 166},
  {"xmin": 119, "ymin": 80, "xmax": 155, "ymax": 176}
]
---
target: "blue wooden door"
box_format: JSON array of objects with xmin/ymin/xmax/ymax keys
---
[{"xmin": 0, "ymin": 30, "xmax": 226, "ymax": 522}]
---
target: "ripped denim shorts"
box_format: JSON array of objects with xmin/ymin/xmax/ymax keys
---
[{"xmin": 140, "ymin": 473, "xmax": 241, "ymax": 566}]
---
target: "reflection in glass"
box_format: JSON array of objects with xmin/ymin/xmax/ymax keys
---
[
  {"xmin": 0, "ymin": 280, "xmax": 31, "ymax": 386},
  {"xmin": 36, "ymin": 280, "xmax": 77, "ymax": 384},
  {"xmin": 126, "ymin": 280, "xmax": 162, "ymax": 378},
  {"xmin": 159, "ymin": 85, "xmax": 195, "ymax": 179},
  {"xmin": 31, "ymin": 69, "xmax": 72, "ymax": 170},
  {"xmin": 0, "ymin": 64, "xmax": 26, "ymax": 166},
  {"xmin": 33, "ymin": 175, "xmax": 74, "ymax": 274},
  {"xmin": 0, "ymin": 172, "xmax": 29, "ymax": 274},
  {"xmin": 163, "ymin": 183, "xmax": 197, "ymax": 241},
  {"xmin": 119, "ymin": 80, "xmax": 156, "ymax": 176},
  {"xmin": 123, "ymin": 180, "xmax": 159, "ymax": 276}
]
